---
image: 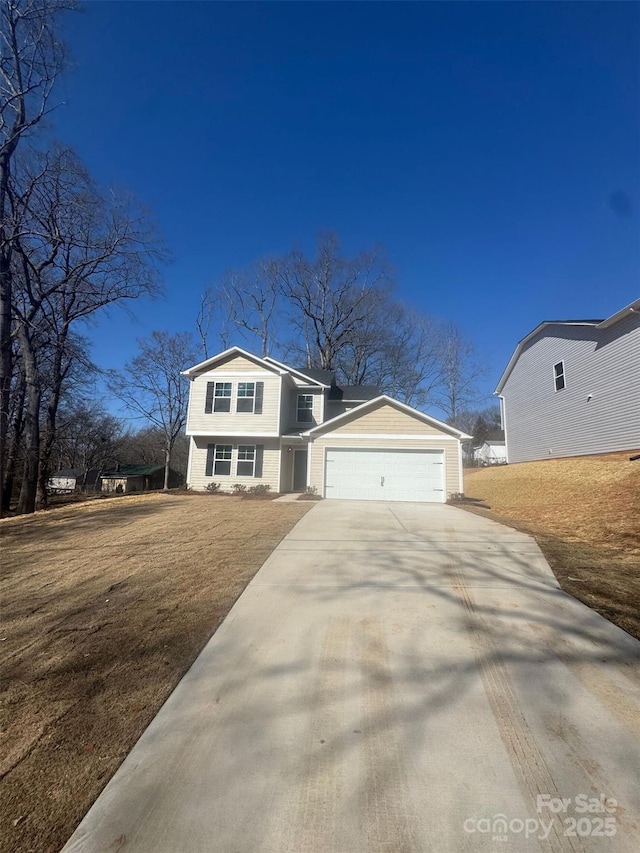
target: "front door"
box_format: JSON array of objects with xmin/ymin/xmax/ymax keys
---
[{"xmin": 293, "ymin": 449, "xmax": 308, "ymax": 491}]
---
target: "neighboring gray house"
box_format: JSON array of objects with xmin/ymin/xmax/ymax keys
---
[{"xmin": 495, "ymin": 299, "xmax": 640, "ymax": 463}]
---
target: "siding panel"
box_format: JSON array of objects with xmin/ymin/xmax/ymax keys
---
[
  {"xmin": 188, "ymin": 437, "xmax": 281, "ymax": 491},
  {"xmin": 502, "ymin": 315, "xmax": 640, "ymax": 462},
  {"xmin": 324, "ymin": 404, "xmax": 447, "ymax": 436},
  {"xmin": 187, "ymin": 369, "xmax": 281, "ymax": 434}
]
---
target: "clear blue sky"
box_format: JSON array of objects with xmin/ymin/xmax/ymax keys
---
[{"xmin": 57, "ymin": 1, "xmax": 639, "ymax": 412}]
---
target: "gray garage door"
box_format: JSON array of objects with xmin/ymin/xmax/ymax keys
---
[{"xmin": 324, "ymin": 448, "xmax": 445, "ymax": 502}]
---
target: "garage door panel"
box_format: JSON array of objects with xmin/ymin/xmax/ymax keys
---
[{"xmin": 325, "ymin": 448, "xmax": 445, "ymax": 502}]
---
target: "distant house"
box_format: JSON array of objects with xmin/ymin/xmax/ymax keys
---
[
  {"xmin": 100, "ymin": 464, "xmax": 182, "ymax": 494},
  {"xmin": 475, "ymin": 437, "xmax": 507, "ymax": 466},
  {"xmin": 495, "ymin": 299, "xmax": 640, "ymax": 463},
  {"xmin": 47, "ymin": 468, "xmax": 82, "ymax": 494}
]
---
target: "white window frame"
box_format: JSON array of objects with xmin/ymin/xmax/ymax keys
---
[
  {"xmin": 236, "ymin": 445, "xmax": 256, "ymax": 477},
  {"xmin": 553, "ymin": 361, "xmax": 566, "ymax": 392},
  {"xmin": 214, "ymin": 444, "xmax": 232, "ymax": 475},
  {"xmin": 214, "ymin": 382, "xmax": 232, "ymax": 412},
  {"xmin": 297, "ymin": 394, "xmax": 314, "ymax": 424},
  {"xmin": 236, "ymin": 382, "xmax": 256, "ymax": 413}
]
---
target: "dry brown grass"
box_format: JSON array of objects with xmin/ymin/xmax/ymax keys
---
[
  {"xmin": 461, "ymin": 450, "xmax": 640, "ymax": 639},
  {"xmin": 0, "ymin": 493, "xmax": 310, "ymax": 853}
]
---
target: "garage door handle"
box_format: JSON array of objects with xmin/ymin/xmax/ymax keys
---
[{"xmin": 381, "ymin": 476, "xmax": 385, "ymax": 487}]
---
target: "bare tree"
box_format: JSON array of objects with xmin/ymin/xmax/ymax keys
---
[
  {"xmin": 200, "ymin": 258, "xmax": 281, "ymax": 359},
  {"xmin": 277, "ymin": 231, "xmax": 393, "ymax": 371},
  {"xmin": 0, "ymin": 0, "xmax": 73, "ymax": 512},
  {"xmin": 108, "ymin": 331, "xmax": 198, "ymax": 491},
  {"xmin": 435, "ymin": 322, "xmax": 488, "ymax": 423},
  {"xmin": 8, "ymin": 145, "xmax": 164, "ymax": 513}
]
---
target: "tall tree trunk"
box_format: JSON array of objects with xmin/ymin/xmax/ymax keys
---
[
  {"xmin": 0, "ymin": 156, "xmax": 15, "ymax": 517},
  {"xmin": 1, "ymin": 369, "xmax": 25, "ymax": 511},
  {"xmin": 36, "ymin": 333, "xmax": 68, "ymax": 510},
  {"xmin": 163, "ymin": 443, "xmax": 171, "ymax": 491},
  {"xmin": 16, "ymin": 326, "xmax": 40, "ymax": 514}
]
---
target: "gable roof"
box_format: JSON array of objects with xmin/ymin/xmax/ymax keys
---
[
  {"xmin": 262, "ymin": 356, "xmax": 332, "ymax": 387},
  {"xmin": 302, "ymin": 394, "xmax": 471, "ymax": 439},
  {"xmin": 328, "ymin": 384, "xmax": 380, "ymax": 402},
  {"xmin": 494, "ymin": 298, "xmax": 640, "ymax": 394},
  {"xmin": 181, "ymin": 346, "xmax": 286, "ymax": 378},
  {"xmin": 101, "ymin": 464, "xmax": 166, "ymax": 478}
]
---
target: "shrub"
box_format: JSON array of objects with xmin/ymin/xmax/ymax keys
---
[
  {"xmin": 247, "ymin": 484, "xmax": 271, "ymax": 496},
  {"xmin": 205, "ymin": 481, "xmax": 221, "ymax": 493},
  {"xmin": 305, "ymin": 485, "xmax": 318, "ymax": 496},
  {"xmin": 231, "ymin": 483, "xmax": 247, "ymax": 494}
]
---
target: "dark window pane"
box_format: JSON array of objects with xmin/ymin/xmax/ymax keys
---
[
  {"xmin": 214, "ymin": 460, "xmax": 231, "ymax": 476},
  {"xmin": 237, "ymin": 397, "xmax": 254, "ymax": 413},
  {"xmin": 237, "ymin": 461, "xmax": 254, "ymax": 476},
  {"xmin": 214, "ymin": 397, "xmax": 231, "ymax": 412},
  {"xmin": 297, "ymin": 408, "xmax": 313, "ymax": 423}
]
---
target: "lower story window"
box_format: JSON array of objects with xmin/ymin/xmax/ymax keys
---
[
  {"xmin": 237, "ymin": 445, "xmax": 256, "ymax": 477},
  {"xmin": 214, "ymin": 444, "xmax": 232, "ymax": 476}
]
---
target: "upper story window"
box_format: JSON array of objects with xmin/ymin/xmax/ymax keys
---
[
  {"xmin": 205, "ymin": 380, "xmax": 263, "ymax": 414},
  {"xmin": 297, "ymin": 394, "xmax": 314, "ymax": 423},
  {"xmin": 553, "ymin": 361, "xmax": 566, "ymax": 392},
  {"xmin": 236, "ymin": 382, "xmax": 255, "ymax": 413},
  {"xmin": 212, "ymin": 382, "xmax": 232, "ymax": 412}
]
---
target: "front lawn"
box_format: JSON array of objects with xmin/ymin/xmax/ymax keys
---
[{"xmin": 0, "ymin": 493, "xmax": 310, "ymax": 853}]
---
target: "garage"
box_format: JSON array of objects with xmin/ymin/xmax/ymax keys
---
[
  {"xmin": 324, "ymin": 448, "xmax": 445, "ymax": 502},
  {"xmin": 305, "ymin": 396, "xmax": 470, "ymax": 502}
]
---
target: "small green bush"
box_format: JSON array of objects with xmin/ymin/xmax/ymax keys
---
[{"xmin": 205, "ymin": 481, "xmax": 221, "ymax": 493}]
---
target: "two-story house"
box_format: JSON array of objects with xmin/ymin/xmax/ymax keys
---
[
  {"xmin": 495, "ymin": 298, "xmax": 640, "ymax": 463},
  {"xmin": 182, "ymin": 347, "xmax": 470, "ymax": 502}
]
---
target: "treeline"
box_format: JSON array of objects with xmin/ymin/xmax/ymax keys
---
[
  {"xmin": 198, "ymin": 231, "xmax": 487, "ymax": 418},
  {"xmin": 0, "ymin": 1, "xmax": 164, "ymax": 514}
]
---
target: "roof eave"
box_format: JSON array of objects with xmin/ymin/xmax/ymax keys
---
[{"xmin": 181, "ymin": 346, "xmax": 286, "ymax": 378}]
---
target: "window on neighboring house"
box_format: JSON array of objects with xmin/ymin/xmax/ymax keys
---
[
  {"xmin": 553, "ymin": 361, "xmax": 566, "ymax": 392},
  {"xmin": 214, "ymin": 444, "xmax": 232, "ymax": 475},
  {"xmin": 236, "ymin": 382, "xmax": 255, "ymax": 413},
  {"xmin": 214, "ymin": 382, "xmax": 232, "ymax": 412},
  {"xmin": 297, "ymin": 394, "xmax": 314, "ymax": 423},
  {"xmin": 237, "ymin": 445, "xmax": 256, "ymax": 476}
]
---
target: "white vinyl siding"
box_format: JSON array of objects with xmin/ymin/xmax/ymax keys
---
[
  {"xmin": 501, "ymin": 314, "xmax": 640, "ymax": 462},
  {"xmin": 188, "ymin": 438, "xmax": 280, "ymax": 491}
]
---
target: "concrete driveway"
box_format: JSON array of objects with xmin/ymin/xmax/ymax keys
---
[{"xmin": 63, "ymin": 501, "xmax": 640, "ymax": 852}]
